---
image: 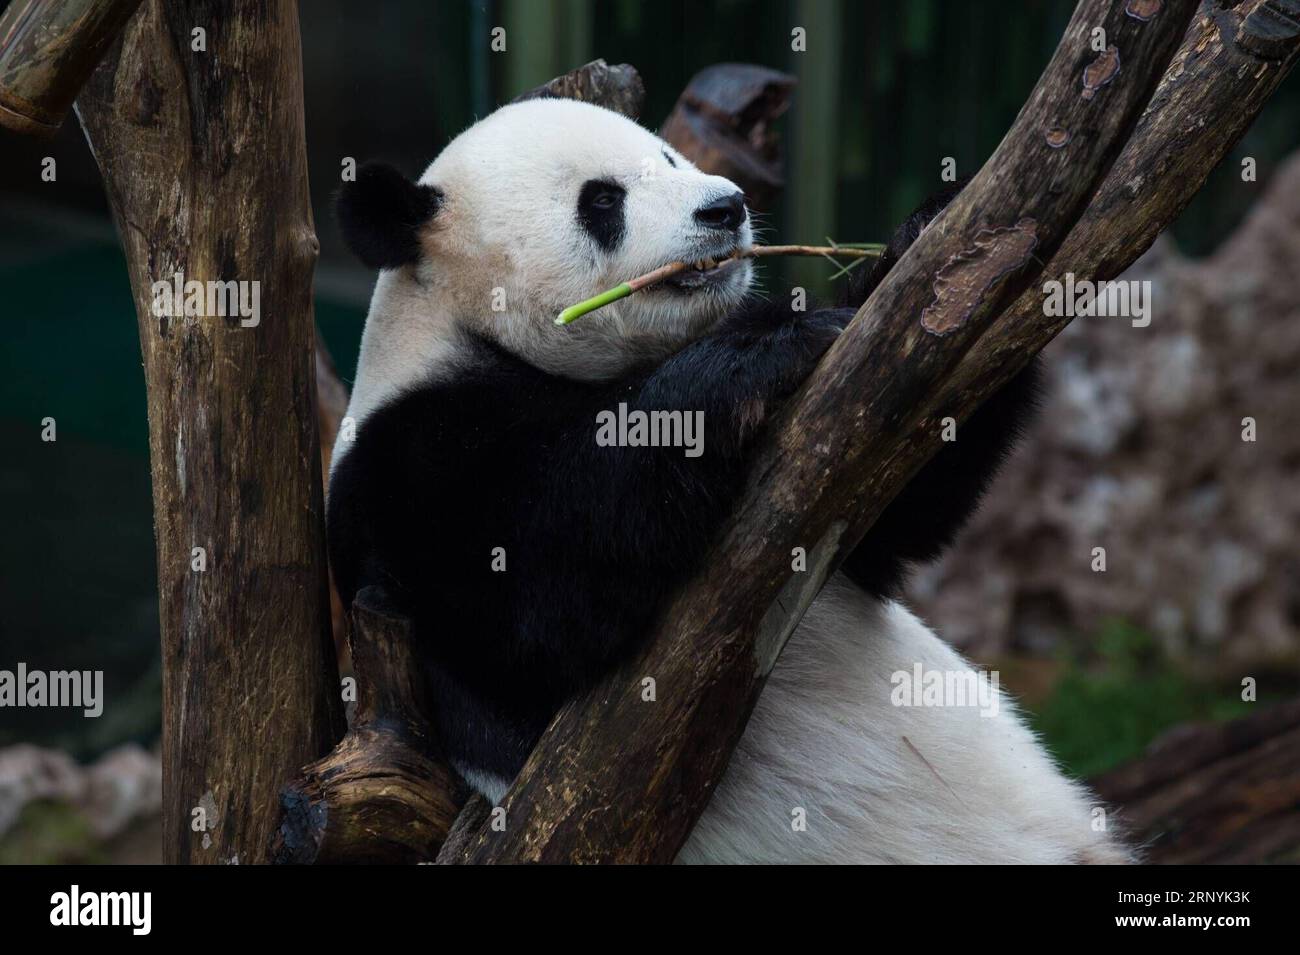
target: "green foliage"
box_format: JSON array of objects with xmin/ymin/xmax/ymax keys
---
[{"xmin": 1029, "ymin": 620, "xmax": 1253, "ymax": 779}]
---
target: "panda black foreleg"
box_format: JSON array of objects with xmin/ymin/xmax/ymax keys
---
[
  {"xmin": 839, "ymin": 357, "xmax": 1042, "ymax": 596},
  {"xmin": 531, "ymin": 300, "xmax": 851, "ymax": 613},
  {"xmin": 517, "ymin": 310, "xmax": 851, "ymax": 671},
  {"xmin": 632, "ymin": 301, "xmax": 853, "ymax": 458}
]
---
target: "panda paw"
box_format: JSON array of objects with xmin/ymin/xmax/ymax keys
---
[
  {"xmin": 722, "ymin": 306, "xmax": 849, "ymax": 408},
  {"xmin": 776, "ymin": 307, "xmax": 849, "ymax": 386}
]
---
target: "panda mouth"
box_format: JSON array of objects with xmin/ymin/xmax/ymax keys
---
[{"xmin": 665, "ymin": 254, "xmax": 742, "ymax": 291}]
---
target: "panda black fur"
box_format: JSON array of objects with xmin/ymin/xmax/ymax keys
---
[{"xmin": 327, "ymin": 99, "xmax": 1129, "ymax": 864}]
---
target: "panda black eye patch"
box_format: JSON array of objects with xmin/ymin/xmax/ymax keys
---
[{"xmin": 577, "ymin": 178, "xmax": 627, "ymax": 253}]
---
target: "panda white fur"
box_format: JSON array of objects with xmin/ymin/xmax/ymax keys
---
[{"xmin": 327, "ymin": 98, "xmax": 1130, "ymax": 864}]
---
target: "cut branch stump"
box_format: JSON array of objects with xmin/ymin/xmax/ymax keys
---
[{"xmin": 272, "ymin": 588, "xmax": 465, "ymax": 865}]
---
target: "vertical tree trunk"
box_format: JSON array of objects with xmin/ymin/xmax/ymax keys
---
[{"xmin": 76, "ymin": 0, "xmax": 343, "ymax": 865}]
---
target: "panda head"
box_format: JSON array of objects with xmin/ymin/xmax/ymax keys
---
[{"xmin": 338, "ymin": 98, "xmax": 753, "ymax": 410}]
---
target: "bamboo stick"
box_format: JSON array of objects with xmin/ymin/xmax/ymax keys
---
[{"xmin": 555, "ymin": 243, "xmax": 883, "ymax": 325}]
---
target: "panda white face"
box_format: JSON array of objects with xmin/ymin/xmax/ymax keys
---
[
  {"xmin": 340, "ymin": 99, "xmax": 754, "ymax": 423},
  {"xmin": 416, "ymin": 99, "xmax": 754, "ymax": 377}
]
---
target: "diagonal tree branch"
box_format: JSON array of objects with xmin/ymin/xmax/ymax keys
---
[
  {"xmin": 0, "ymin": 0, "xmax": 143, "ymax": 136},
  {"xmin": 440, "ymin": 0, "xmax": 1207, "ymax": 864},
  {"xmin": 946, "ymin": 0, "xmax": 1300, "ymax": 406}
]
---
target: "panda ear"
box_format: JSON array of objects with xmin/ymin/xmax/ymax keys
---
[{"xmin": 336, "ymin": 162, "xmax": 443, "ymax": 270}]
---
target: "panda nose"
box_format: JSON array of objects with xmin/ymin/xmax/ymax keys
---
[{"xmin": 694, "ymin": 192, "xmax": 746, "ymax": 232}]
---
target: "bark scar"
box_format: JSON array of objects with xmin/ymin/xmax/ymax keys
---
[
  {"xmin": 1125, "ymin": 0, "xmax": 1163, "ymax": 23},
  {"xmin": 920, "ymin": 218, "xmax": 1038, "ymax": 336},
  {"xmin": 1082, "ymin": 45, "xmax": 1121, "ymax": 100}
]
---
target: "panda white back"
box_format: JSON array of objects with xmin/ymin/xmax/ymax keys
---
[
  {"xmin": 328, "ymin": 98, "xmax": 1129, "ymax": 864},
  {"xmin": 680, "ymin": 576, "xmax": 1130, "ymax": 863}
]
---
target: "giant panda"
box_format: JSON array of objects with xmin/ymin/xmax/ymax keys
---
[{"xmin": 326, "ymin": 97, "xmax": 1130, "ymax": 864}]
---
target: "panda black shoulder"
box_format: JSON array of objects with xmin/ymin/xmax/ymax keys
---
[{"xmin": 325, "ymin": 330, "xmax": 602, "ymax": 610}]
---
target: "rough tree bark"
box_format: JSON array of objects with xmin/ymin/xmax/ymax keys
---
[
  {"xmin": 75, "ymin": 0, "xmax": 344, "ymax": 864},
  {"xmin": 439, "ymin": 0, "xmax": 1218, "ymax": 864},
  {"xmin": 0, "ymin": 0, "xmax": 143, "ymax": 136}
]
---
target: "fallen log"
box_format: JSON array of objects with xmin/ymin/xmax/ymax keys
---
[{"xmin": 1093, "ymin": 699, "xmax": 1300, "ymax": 863}]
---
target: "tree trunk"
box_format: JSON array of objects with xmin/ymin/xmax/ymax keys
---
[{"xmin": 75, "ymin": 0, "xmax": 343, "ymax": 865}]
